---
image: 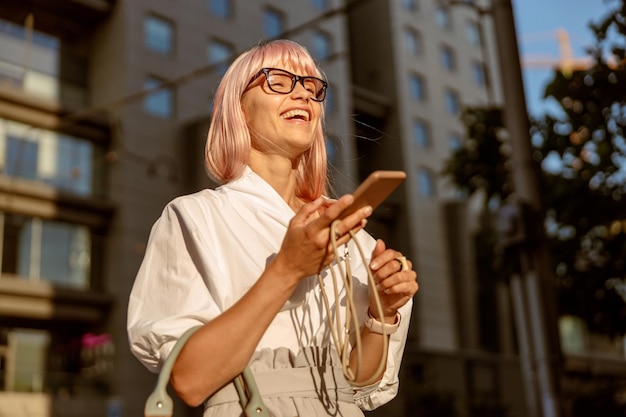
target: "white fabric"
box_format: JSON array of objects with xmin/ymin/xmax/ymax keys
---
[{"xmin": 127, "ymin": 166, "xmax": 412, "ymax": 411}]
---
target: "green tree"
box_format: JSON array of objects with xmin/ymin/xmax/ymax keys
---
[{"xmin": 442, "ymin": 0, "xmax": 626, "ymax": 337}]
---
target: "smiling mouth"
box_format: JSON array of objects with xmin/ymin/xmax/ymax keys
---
[{"xmin": 281, "ymin": 109, "xmax": 310, "ymax": 121}]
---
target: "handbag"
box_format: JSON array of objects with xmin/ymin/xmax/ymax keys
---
[{"xmin": 144, "ymin": 325, "xmax": 270, "ymax": 417}]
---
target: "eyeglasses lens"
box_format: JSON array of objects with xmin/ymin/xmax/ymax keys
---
[{"xmin": 265, "ymin": 70, "xmax": 326, "ymax": 101}]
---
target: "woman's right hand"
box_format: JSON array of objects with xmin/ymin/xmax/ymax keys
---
[{"xmin": 271, "ymin": 195, "xmax": 373, "ymax": 284}]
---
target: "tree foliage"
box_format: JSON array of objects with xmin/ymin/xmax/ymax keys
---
[
  {"xmin": 442, "ymin": 106, "xmax": 512, "ymax": 200},
  {"xmin": 442, "ymin": 0, "xmax": 626, "ymax": 337}
]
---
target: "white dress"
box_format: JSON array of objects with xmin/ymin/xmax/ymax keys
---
[{"xmin": 127, "ymin": 167, "xmax": 413, "ymax": 416}]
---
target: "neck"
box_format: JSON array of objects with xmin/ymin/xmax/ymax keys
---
[{"xmin": 249, "ymin": 150, "xmax": 302, "ymax": 211}]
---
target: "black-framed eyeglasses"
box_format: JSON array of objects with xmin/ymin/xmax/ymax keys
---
[{"xmin": 248, "ymin": 67, "xmax": 328, "ymax": 102}]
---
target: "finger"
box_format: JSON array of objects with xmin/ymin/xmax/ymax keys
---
[
  {"xmin": 330, "ymin": 207, "xmax": 372, "ymax": 241},
  {"xmin": 396, "ymin": 256, "xmax": 408, "ymax": 272},
  {"xmin": 370, "ymin": 249, "xmax": 403, "ymax": 271},
  {"xmin": 318, "ymin": 194, "xmax": 354, "ymax": 224},
  {"xmin": 382, "ymin": 282, "xmax": 419, "ymax": 300},
  {"xmin": 329, "ymin": 218, "xmax": 368, "ymax": 248},
  {"xmin": 376, "ymin": 270, "xmax": 418, "ymax": 292},
  {"xmin": 371, "ymin": 239, "xmax": 385, "ymax": 259},
  {"xmin": 292, "ymin": 197, "xmax": 326, "ymax": 225}
]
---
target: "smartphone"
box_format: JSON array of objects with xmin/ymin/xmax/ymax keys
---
[{"xmin": 337, "ymin": 170, "xmax": 406, "ymax": 220}]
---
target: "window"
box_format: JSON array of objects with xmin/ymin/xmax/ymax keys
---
[
  {"xmin": 412, "ymin": 120, "xmax": 431, "ymax": 149},
  {"xmin": 440, "ymin": 45, "xmax": 456, "ymax": 71},
  {"xmin": 9, "ymin": 329, "xmax": 49, "ymax": 392},
  {"xmin": 559, "ymin": 316, "xmax": 587, "ymax": 354},
  {"xmin": 208, "ymin": 0, "xmax": 232, "ymax": 18},
  {"xmin": 449, "ymin": 132, "xmax": 463, "ymax": 151},
  {"xmin": 143, "ymin": 76, "xmax": 173, "ymax": 118},
  {"xmin": 417, "ymin": 168, "xmax": 435, "ymax": 197},
  {"xmin": 1, "ymin": 213, "xmax": 91, "ymax": 289},
  {"xmin": 0, "ymin": 327, "xmax": 115, "ymax": 394},
  {"xmin": 445, "ymin": 89, "xmax": 460, "ymax": 115},
  {"xmin": 404, "ymin": 28, "xmax": 422, "ymax": 56},
  {"xmin": 0, "ymin": 18, "xmax": 87, "ymax": 106},
  {"xmin": 207, "ymin": 39, "xmax": 234, "ymax": 75},
  {"xmin": 144, "ymin": 14, "xmax": 174, "ymax": 55},
  {"xmin": 325, "ymin": 136, "xmax": 339, "ymax": 167},
  {"xmin": 6, "ymin": 136, "xmax": 38, "ymax": 181},
  {"xmin": 312, "ymin": 30, "xmax": 332, "ymax": 61},
  {"xmin": 435, "ymin": 7, "xmax": 452, "ymax": 29},
  {"xmin": 402, "ymin": 0, "xmax": 418, "ymax": 11},
  {"xmin": 264, "ymin": 8, "xmax": 285, "ymax": 39},
  {"xmin": 0, "ymin": 118, "xmax": 99, "ymax": 196},
  {"xmin": 325, "ymin": 83, "xmax": 336, "ymax": 113},
  {"xmin": 409, "ymin": 73, "xmax": 426, "ymax": 101},
  {"xmin": 466, "ymin": 21, "xmax": 481, "ymax": 46},
  {"xmin": 312, "ymin": 0, "xmax": 329, "ymax": 10},
  {"xmin": 472, "ymin": 61, "xmax": 486, "ymax": 86}
]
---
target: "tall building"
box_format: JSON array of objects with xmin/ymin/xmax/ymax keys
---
[{"xmin": 2, "ymin": 1, "xmax": 623, "ymax": 417}]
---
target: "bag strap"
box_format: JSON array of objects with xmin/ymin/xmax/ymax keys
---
[
  {"xmin": 143, "ymin": 325, "xmax": 270, "ymax": 417},
  {"xmin": 234, "ymin": 367, "xmax": 271, "ymax": 417}
]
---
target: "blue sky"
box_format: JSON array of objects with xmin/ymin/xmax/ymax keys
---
[{"xmin": 513, "ymin": 0, "xmax": 616, "ymax": 116}]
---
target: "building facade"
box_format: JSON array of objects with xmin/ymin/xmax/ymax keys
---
[{"xmin": 1, "ymin": 1, "xmax": 624, "ymax": 417}]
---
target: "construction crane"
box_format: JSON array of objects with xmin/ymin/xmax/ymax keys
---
[
  {"xmin": 521, "ymin": 28, "xmax": 617, "ymax": 75},
  {"xmin": 521, "ymin": 28, "xmax": 594, "ymax": 74}
]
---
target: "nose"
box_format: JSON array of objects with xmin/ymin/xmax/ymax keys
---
[{"xmin": 291, "ymin": 79, "xmax": 312, "ymax": 101}]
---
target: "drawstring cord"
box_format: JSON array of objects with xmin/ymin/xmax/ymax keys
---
[{"xmin": 317, "ymin": 219, "xmax": 389, "ymax": 387}]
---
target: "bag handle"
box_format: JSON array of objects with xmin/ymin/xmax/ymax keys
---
[{"xmin": 144, "ymin": 325, "xmax": 270, "ymax": 417}]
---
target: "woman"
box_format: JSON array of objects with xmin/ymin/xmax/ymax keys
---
[{"xmin": 128, "ymin": 39, "xmax": 418, "ymax": 417}]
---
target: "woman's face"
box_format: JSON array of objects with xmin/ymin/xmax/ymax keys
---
[{"xmin": 241, "ymin": 63, "xmax": 323, "ymax": 160}]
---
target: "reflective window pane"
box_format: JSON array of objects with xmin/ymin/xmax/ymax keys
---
[
  {"xmin": 466, "ymin": 20, "xmax": 481, "ymax": 46},
  {"xmin": 445, "ymin": 89, "xmax": 460, "ymax": 115},
  {"xmin": 207, "ymin": 39, "xmax": 233, "ymax": 75},
  {"xmin": 312, "ymin": 0, "xmax": 329, "ymax": 10},
  {"xmin": 405, "ymin": 28, "xmax": 422, "ymax": 56},
  {"xmin": 440, "ymin": 45, "xmax": 456, "ymax": 71},
  {"xmin": 449, "ymin": 132, "xmax": 463, "ymax": 151},
  {"xmin": 472, "ymin": 61, "xmax": 486, "ymax": 86},
  {"xmin": 6, "ymin": 135, "xmax": 38, "ymax": 180},
  {"xmin": 1, "ymin": 213, "xmax": 91, "ymax": 289},
  {"xmin": 208, "ymin": 0, "xmax": 232, "ymax": 18},
  {"xmin": 402, "ymin": 0, "xmax": 418, "ymax": 11},
  {"xmin": 418, "ymin": 168, "xmax": 435, "ymax": 197},
  {"xmin": 436, "ymin": 8, "xmax": 451, "ymax": 29},
  {"xmin": 1, "ymin": 118, "xmax": 99, "ymax": 196},
  {"xmin": 413, "ymin": 120, "xmax": 430, "ymax": 149},
  {"xmin": 144, "ymin": 14, "xmax": 174, "ymax": 55},
  {"xmin": 143, "ymin": 77, "xmax": 173, "ymax": 118},
  {"xmin": 312, "ymin": 31, "xmax": 332, "ymax": 61},
  {"xmin": 41, "ymin": 221, "xmax": 91, "ymax": 288},
  {"xmin": 1, "ymin": 327, "xmax": 115, "ymax": 394},
  {"xmin": 12, "ymin": 330, "xmax": 49, "ymax": 392},
  {"xmin": 409, "ymin": 74, "xmax": 426, "ymax": 101},
  {"xmin": 325, "ymin": 136, "xmax": 339, "ymax": 168},
  {"xmin": 0, "ymin": 18, "xmax": 86, "ymax": 106},
  {"xmin": 325, "ymin": 83, "xmax": 336, "ymax": 113},
  {"xmin": 264, "ymin": 8, "xmax": 284, "ymax": 39}
]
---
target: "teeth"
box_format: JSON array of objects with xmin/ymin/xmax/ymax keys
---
[{"xmin": 282, "ymin": 109, "xmax": 309, "ymax": 121}]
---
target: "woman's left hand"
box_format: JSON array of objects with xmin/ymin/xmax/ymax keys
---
[{"xmin": 368, "ymin": 239, "xmax": 418, "ymax": 320}]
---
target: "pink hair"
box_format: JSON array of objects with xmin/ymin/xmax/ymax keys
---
[{"xmin": 204, "ymin": 39, "xmax": 328, "ymax": 202}]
